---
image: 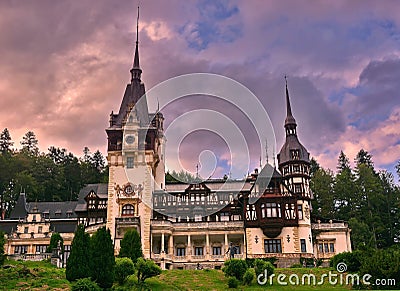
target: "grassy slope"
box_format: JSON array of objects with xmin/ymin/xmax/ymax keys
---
[
  {"xmin": 0, "ymin": 260, "xmax": 70, "ymax": 290},
  {"xmin": 0, "ymin": 260, "xmax": 352, "ymax": 291}
]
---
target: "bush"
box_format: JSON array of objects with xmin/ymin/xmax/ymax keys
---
[
  {"xmin": 222, "ymin": 259, "xmax": 248, "ymax": 281},
  {"xmin": 47, "ymin": 232, "xmax": 63, "ymax": 253},
  {"xmin": 360, "ymin": 248, "xmax": 400, "ymax": 289},
  {"xmin": 136, "ymin": 258, "xmax": 162, "ymax": 283},
  {"xmin": 243, "ymin": 268, "xmax": 255, "ymax": 285},
  {"xmin": 115, "ymin": 257, "xmax": 135, "ymax": 285},
  {"xmin": 71, "ymin": 278, "xmax": 101, "ymax": 291},
  {"xmin": 254, "ymin": 259, "xmax": 274, "ymax": 278},
  {"xmin": 330, "ymin": 251, "xmax": 362, "ymax": 272},
  {"xmin": 290, "ymin": 263, "xmax": 302, "ymax": 268},
  {"xmin": 227, "ymin": 276, "xmax": 239, "ymax": 288}
]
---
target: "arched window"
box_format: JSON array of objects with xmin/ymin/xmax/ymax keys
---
[{"xmin": 122, "ymin": 204, "xmax": 135, "ymax": 216}]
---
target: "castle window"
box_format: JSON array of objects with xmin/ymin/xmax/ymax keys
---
[
  {"xmin": 14, "ymin": 245, "xmax": 28, "ymax": 254},
  {"xmin": 36, "ymin": 245, "xmax": 47, "ymax": 254},
  {"xmin": 246, "ymin": 205, "xmax": 257, "ymax": 221},
  {"xmin": 122, "ymin": 204, "xmax": 135, "ymax": 216},
  {"xmin": 266, "ymin": 202, "xmax": 281, "ymax": 218},
  {"xmin": 261, "ymin": 204, "xmax": 265, "ymax": 218},
  {"xmin": 176, "ymin": 247, "xmax": 185, "ymax": 256},
  {"xmin": 220, "ymin": 212, "xmax": 230, "ymax": 221},
  {"xmin": 195, "ymin": 247, "xmax": 203, "ymax": 256},
  {"xmin": 38, "ymin": 226, "xmax": 42, "ymax": 233},
  {"xmin": 300, "ymin": 239, "xmax": 307, "ymax": 253},
  {"xmin": 294, "ymin": 183, "xmax": 302, "ymax": 194},
  {"xmin": 285, "ymin": 204, "xmax": 296, "ymax": 220},
  {"xmin": 24, "ymin": 227, "xmax": 28, "ymax": 234},
  {"xmin": 194, "ymin": 215, "xmax": 202, "ymax": 222},
  {"xmin": 213, "ymin": 246, "xmax": 221, "ymax": 255},
  {"xmin": 88, "ymin": 199, "xmax": 96, "ymax": 209},
  {"xmin": 293, "ymin": 165, "xmax": 300, "ymax": 173},
  {"xmin": 264, "ymin": 239, "xmax": 282, "ymax": 253},
  {"xmin": 32, "ymin": 215, "xmax": 36, "ymax": 222},
  {"xmin": 297, "ymin": 205, "xmax": 303, "ymax": 220},
  {"xmin": 126, "ymin": 157, "xmax": 134, "ymax": 168}
]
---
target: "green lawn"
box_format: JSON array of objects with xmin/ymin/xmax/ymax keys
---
[{"xmin": 0, "ymin": 260, "xmax": 354, "ymax": 291}]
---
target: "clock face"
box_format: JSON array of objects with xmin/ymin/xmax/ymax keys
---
[
  {"xmin": 124, "ymin": 185, "xmax": 133, "ymax": 194},
  {"xmin": 125, "ymin": 135, "xmax": 135, "ymax": 144}
]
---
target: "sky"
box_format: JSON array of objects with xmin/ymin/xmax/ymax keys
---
[{"xmin": 0, "ymin": 0, "xmax": 399, "ymax": 179}]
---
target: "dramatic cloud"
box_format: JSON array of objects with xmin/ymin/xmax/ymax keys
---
[{"xmin": 0, "ymin": 0, "xmax": 399, "ymax": 177}]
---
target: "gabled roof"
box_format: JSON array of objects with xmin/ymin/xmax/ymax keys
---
[
  {"xmin": 28, "ymin": 201, "xmax": 78, "ymax": 219},
  {"xmin": 75, "ymin": 183, "xmax": 108, "ymax": 212}
]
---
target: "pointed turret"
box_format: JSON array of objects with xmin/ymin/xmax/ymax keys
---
[
  {"xmin": 284, "ymin": 76, "xmax": 297, "ymax": 136},
  {"xmin": 130, "ymin": 6, "xmax": 142, "ymax": 82},
  {"xmin": 278, "ymin": 77, "xmax": 309, "ymax": 166}
]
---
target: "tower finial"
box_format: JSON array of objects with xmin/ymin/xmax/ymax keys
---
[
  {"xmin": 285, "ymin": 75, "xmax": 293, "ymax": 118},
  {"xmin": 284, "ymin": 75, "xmax": 297, "ymax": 134},
  {"xmin": 131, "ymin": 5, "xmax": 142, "ymax": 81}
]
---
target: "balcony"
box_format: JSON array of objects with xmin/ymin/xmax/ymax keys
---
[
  {"xmin": 116, "ymin": 216, "xmax": 140, "ymax": 225},
  {"xmin": 151, "ymin": 220, "xmax": 243, "ymax": 232}
]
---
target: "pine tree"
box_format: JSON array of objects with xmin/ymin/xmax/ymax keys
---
[
  {"xmin": 90, "ymin": 227, "xmax": 115, "ymax": 289},
  {"xmin": 20, "ymin": 131, "xmax": 39, "ymax": 155},
  {"xmin": 337, "ymin": 151, "xmax": 350, "ymax": 172},
  {"xmin": 0, "ymin": 231, "xmax": 5, "ymax": 266},
  {"xmin": 0, "ymin": 128, "xmax": 13, "ymax": 153},
  {"xmin": 310, "ymin": 168, "xmax": 335, "ymax": 218},
  {"xmin": 355, "ymin": 149, "xmax": 374, "ymax": 170},
  {"xmin": 119, "ymin": 228, "xmax": 143, "ymax": 263},
  {"xmin": 66, "ymin": 224, "xmax": 91, "ymax": 282}
]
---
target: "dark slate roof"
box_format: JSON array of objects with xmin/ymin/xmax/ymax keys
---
[
  {"xmin": 0, "ymin": 220, "xmax": 18, "ymax": 234},
  {"xmin": 9, "ymin": 193, "xmax": 28, "ymax": 219},
  {"xmin": 75, "ymin": 183, "xmax": 108, "ymax": 212},
  {"xmin": 110, "ymin": 81, "xmax": 149, "ymax": 128},
  {"xmin": 28, "ymin": 201, "xmax": 78, "ymax": 219},
  {"xmin": 278, "ymin": 135, "xmax": 310, "ymax": 164},
  {"xmin": 51, "ymin": 220, "xmax": 77, "ymax": 233},
  {"xmin": 163, "ymin": 180, "xmax": 253, "ymax": 193}
]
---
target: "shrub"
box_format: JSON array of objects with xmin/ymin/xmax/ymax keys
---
[
  {"xmin": 115, "ymin": 257, "xmax": 135, "ymax": 285},
  {"xmin": 222, "ymin": 259, "xmax": 248, "ymax": 281},
  {"xmin": 254, "ymin": 259, "xmax": 274, "ymax": 278},
  {"xmin": 243, "ymin": 268, "xmax": 255, "ymax": 285},
  {"xmin": 47, "ymin": 232, "xmax": 63, "ymax": 253},
  {"xmin": 330, "ymin": 251, "xmax": 362, "ymax": 272},
  {"xmin": 136, "ymin": 257, "xmax": 162, "ymax": 283},
  {"xmin": 66, "ymin": 224, "xmax": 91, "ymax": 282},
  {"xmin": 71, "ymin": 278, "xmax": 101, "ymax": 291},
  {"xmin": 290, "ymin": 263, "xmax": 302, "ymax": 268},
  {"xmin": 360, "ymin": 248, "xmax": 400, "ymax": 289},
  {"xmin": 227, "ymin": 276, "xmax": 239, "ymax": 288},
  {"xmin": 119, "ymin": 229, "xmax": 143, "ymax": 264}
]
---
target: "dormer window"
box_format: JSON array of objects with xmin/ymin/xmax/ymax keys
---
[
  {"xmin": 291, "ymin": 150, "xmax": 300, "ymax": 160},
  {"xmin": 55, "ymin": 209, "xmax": 62, "ymax": 217},
  {"xmin": 88, "ymin": 199, "xmax": 96, "ymax": 209}
]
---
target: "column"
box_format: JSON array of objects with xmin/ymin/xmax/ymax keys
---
[
  {"xmin": 206, "ymin": 233, "xmax": 210, "ymax": 258},
  {"xmin": 169, "ymin": 235, "xmax": 174, "ymax": 255},
  {"xmin": 187, "ymin": 234, "xmax": 191, "ymax": 256},
  {"xmin": 224, "ymin": 233, "xmax": 228, "ymax": 254},
  {"xmin": 161, "ymin": 233, "xmax": 165, "ymax": 253}
]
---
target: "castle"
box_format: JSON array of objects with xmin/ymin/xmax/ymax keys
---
[{"xmin": 0, "ymin": 12, "xmax": 351, "ymax": 269}]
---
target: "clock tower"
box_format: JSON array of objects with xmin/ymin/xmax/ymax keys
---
[{"xmin": 105, "ymin": 8, "xmax": 165, "ymax": 256}]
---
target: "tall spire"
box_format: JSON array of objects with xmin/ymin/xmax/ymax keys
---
[
  {"xmin": 131, "ymin": 5, "xmax": 142, "ymax": 81},
  {"xmin": 284, "ymin": 76, "xmax": 297, "ymax": 135}
]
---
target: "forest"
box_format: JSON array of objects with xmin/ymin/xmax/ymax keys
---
[{"xmin": 1, "ymin": 127, "xmax": 400, "ymax": 251}]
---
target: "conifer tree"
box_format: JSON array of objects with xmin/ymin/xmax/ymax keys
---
[
  {"xmin": 0, "ymin": 128, "xmax": 13, "ymax": 153},
  {"xmin": 90, "ymin": 227, "xmax": 115, "ymax": 289},
  {"xmin": 119, "ymin": 228, "xmax": 143, "ymax": 263},
  {"xmin": 66, "ymin": 224, "xmax": 91, "ymax": 282}
]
